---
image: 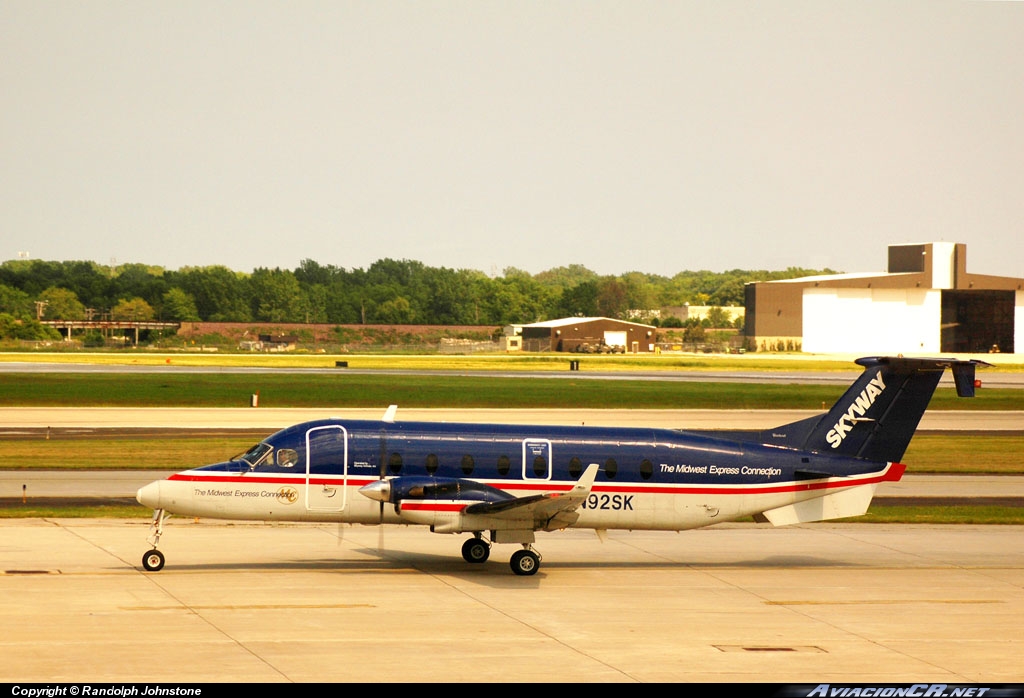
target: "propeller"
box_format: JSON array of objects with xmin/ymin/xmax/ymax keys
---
[{"xmin": 377, "ymin": 415, "xmax": 393, "ymax": 550}]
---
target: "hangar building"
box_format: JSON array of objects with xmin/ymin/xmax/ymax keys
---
[
  {"xmin": 744, "ymin": 242, "xmax": 1022, "ymax": 354},
  {"xmin": 518, "ymin": 317, "xmax": 656, "ymax": 353}
]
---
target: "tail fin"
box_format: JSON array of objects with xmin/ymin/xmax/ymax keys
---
[{"xmin": 769, "ymin": 357, "xmax": 988, "ymax": 462}]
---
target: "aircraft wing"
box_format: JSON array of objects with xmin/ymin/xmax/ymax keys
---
[{"xmin": 463, "ymin": 464, "xmax": 599, "ymax": 530}]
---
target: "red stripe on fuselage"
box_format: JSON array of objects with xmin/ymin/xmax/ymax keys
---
[{"xmin": 166, "ymin": 462, "xmax": 903, "ymax": 497}]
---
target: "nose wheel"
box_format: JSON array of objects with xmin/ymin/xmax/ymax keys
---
[{"xmin": 142, "ymin": 549, "xmax": 165, "ymax": 571}]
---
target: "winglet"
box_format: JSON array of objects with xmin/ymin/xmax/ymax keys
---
[
  {"xmin": 572, "ymin": 463, "xmax": 600, "ymax": 495},
  {"xmin": 382, "ymin": 404, "xmax": 398, "ymax": 423}
]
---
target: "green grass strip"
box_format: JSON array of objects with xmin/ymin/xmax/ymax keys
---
[{"xmin": 0, "ymin": 372, "xmax": 1018, "ymax": 409}]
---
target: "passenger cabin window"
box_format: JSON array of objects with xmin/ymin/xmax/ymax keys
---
[
  {"xmin": 388, "ymin": 452, "xmax": 403, "ymax": 474},
  {"xmin": 425, "ymin": 453, "xmax": 439, "ymax": 475},
  {"xmin": 461, "ymin": 454, "xmax": 475, "ymax": 476},
  {"xmin": 568, "ymin": 457, "xmax": 582, "ymax": 479},
  {"xmin": 604, "ymin": 458, "xmax": 618, "ymax": 479},
  {"xmin": 497, "ymin": 455, "xmax": 511, "ymax": 476},
  {"xmin": 640, "ymin": 459, "xmax": 653, "ymax": 480},
  {"xmin": 533, "ymin": 456, "xmax": 547, "ymax": 477}
]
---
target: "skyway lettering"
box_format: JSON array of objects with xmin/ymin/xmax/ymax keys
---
[
  {"xmin": 826, "ymin": 370, "xmax": 886, "ymax": 449},
  {"xmin": 807, "ymin": 685, "xmax": 991, "ymax": 698}
]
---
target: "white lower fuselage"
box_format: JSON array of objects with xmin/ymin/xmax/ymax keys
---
[{"xmin": 137, "ymin": 462, "xmax": 901, "ymax": 532}]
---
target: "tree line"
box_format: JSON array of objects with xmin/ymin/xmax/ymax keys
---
[{"xmin": 0, "ymin": 258, "xmax": 833, "ymax": 340}]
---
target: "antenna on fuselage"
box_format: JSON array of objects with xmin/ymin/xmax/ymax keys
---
[{"xmin": 382, "ymin": 404, "xmax": 398, "ymax": 423}]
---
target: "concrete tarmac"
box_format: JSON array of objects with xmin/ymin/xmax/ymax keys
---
[
  {"xmin": 0, "ymin": 519, "xmax": 1021, "ymax": 683},
  {"xmin": 2, "ymin": 406, "xmax": 1022, "ymax": 684}
]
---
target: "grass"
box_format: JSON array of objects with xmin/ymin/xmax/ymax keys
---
[
  {"xmin": 0, "ymin": 372, "xmax": 1020, "ymax": 409},
  {"xmin": 0, "ymin": 437, "xmax": 257, "ymax": 470},
  {"xmin": 902, "ymin": 435, "xmax": 1024, "ymax": 473}
]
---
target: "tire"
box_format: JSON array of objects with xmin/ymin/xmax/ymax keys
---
[
  {"xmin": 462, "ymin": 538, "xmax": 490, "ymax": 564},
  {"xmin": 510, "ymin": 549, "xmax": 539, "ymax": 576},
  {"xmin": 142, "ymin": 549, "xmax": 165, "ymax": 572}
]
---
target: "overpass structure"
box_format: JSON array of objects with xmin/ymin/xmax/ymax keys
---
[{"xmin": 42, "ymin": 320, "xmax": 180, "ymax": 344}]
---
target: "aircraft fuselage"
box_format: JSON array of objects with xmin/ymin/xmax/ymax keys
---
[{"xmin": 136, "ymin": 419, "xmax": 901, "ymax": 531}]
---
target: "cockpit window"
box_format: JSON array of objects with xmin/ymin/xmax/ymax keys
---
[
  {"xmin": 236, "ymin": 442, "xmax": 272, "ymax": 468},
  {"xmin": 276, "ymin": 448, "xmax": 299, "ymax": 468}
]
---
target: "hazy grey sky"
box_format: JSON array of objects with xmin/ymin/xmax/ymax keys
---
[{"xmin": 2, "ymin": 1, "xmax": 1022, "ymax": 278}]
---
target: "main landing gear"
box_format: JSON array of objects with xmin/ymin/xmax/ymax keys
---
[
  {"xmin": 461, "ymin": 535, "xmax": 541, "ymax": 576},
  {"xmin": 509, "ymin": 548, "xmax": 540, "ymax": 576},
  {"xmin": 461, "ymin": 535, "xmax": 491, "ymax": 564},
  {"xmin": 141, "ymin": 509, "xmax": 167, "ymax": 572}
]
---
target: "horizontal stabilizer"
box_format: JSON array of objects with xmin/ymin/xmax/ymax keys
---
[{"xmin": 756, "ymin": 483, "xmax": 878, "ymax": 526}]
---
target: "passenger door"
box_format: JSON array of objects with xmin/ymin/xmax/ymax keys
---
[
  {"xmin": 522, "ymin": 438, "xmax": 552, "ymax": 481},
  {"xmin": 304, "ymin": 425, "xmax": 349, "ymax": 511}
]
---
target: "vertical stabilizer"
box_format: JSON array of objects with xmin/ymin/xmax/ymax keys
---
[{"xmin": 775, "ymin": 357, "xmax": 988, "ymax": 463}]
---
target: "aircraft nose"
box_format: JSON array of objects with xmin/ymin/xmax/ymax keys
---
[
  {"xmin": 358, "ymin": 480, "xmax": 390, "ymax": 502},
  {"xmin": 136, "ymin": 480, "xmax": 162, "ymax": 509}
]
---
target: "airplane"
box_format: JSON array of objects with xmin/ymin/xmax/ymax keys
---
[{"xmin": 136, "ymin": 356, "xmax": 987, "ymax": 576}]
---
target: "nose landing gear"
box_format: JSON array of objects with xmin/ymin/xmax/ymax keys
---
[{"xmin": 141, "ymin": 509, "xmax": 167, "ymax": 572}]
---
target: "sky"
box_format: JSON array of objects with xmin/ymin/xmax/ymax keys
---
[{"xmin": 2, "ymin": 1, "xmax": 1022, "ymax": 279}]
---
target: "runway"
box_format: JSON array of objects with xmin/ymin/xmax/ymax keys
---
[{"xmin": 0, "ymin": 519, "xmax": 1020, "ymax": 683}]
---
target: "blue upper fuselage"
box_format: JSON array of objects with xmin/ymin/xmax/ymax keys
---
[{"xmin": 192, "ymin": 418, "xmax": 888, "ymax": 486}]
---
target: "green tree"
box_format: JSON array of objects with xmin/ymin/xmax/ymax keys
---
[
  {"xmin": 250, "ymin": 268, "xmax": 304, "ymax": 322},
  {"xmin": 557, "ymin": 281, "xmax": 599, "ymax": 317},
  {"xmin": 705, "ymin": 306, "xmax": 730, "ymax": 328},
  {"xmin": 0, "ymin": 284, "xmax": 33, "ymax": 319},
  {"xmin": 534, "ymin": 264, "xmax": 599, "ymax": 290},
  {"xmin": 373, "ymin": 296, "xmax": 415, "ymax": 324},
  {"xmin": 39, "ymin": 287, "xmax": 85, "ymax": 320},
  {"xmin": 683, "ymin": 321, "xmax": 706, "ymax": 344},
  {"xmin": 111, "ymin": 297, "xmax": 155, "ymax": 321},
  {"xmin": 178, "ymin": 266, "xmax": 251, "ymax": 321},
  {"xmin": 161, "ymin": 288, "xmax": 200, "ymax": 322},
  {"xmin": 0, "ymin": 313, "xmax": 62, "ymax": 341},
  {"xmin": 595, "ymin": 278, "xmax": 628, "ymax": 319}
]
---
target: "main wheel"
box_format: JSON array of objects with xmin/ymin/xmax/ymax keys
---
[
  {"xmin": 142, "ymin": 549, "xmax": 165, "ymax": 572},
  {"xmin": 510, "ymin": 549, "xmax": 540, "ymax": 576},
  {"xmin": 462, "ymin": 537, "xmax": 490, "ymax": 563}
]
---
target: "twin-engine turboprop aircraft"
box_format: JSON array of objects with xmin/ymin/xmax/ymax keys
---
[{"xmin": 136, "ymin": 356, "xmax": 986, "ymax": 576}]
